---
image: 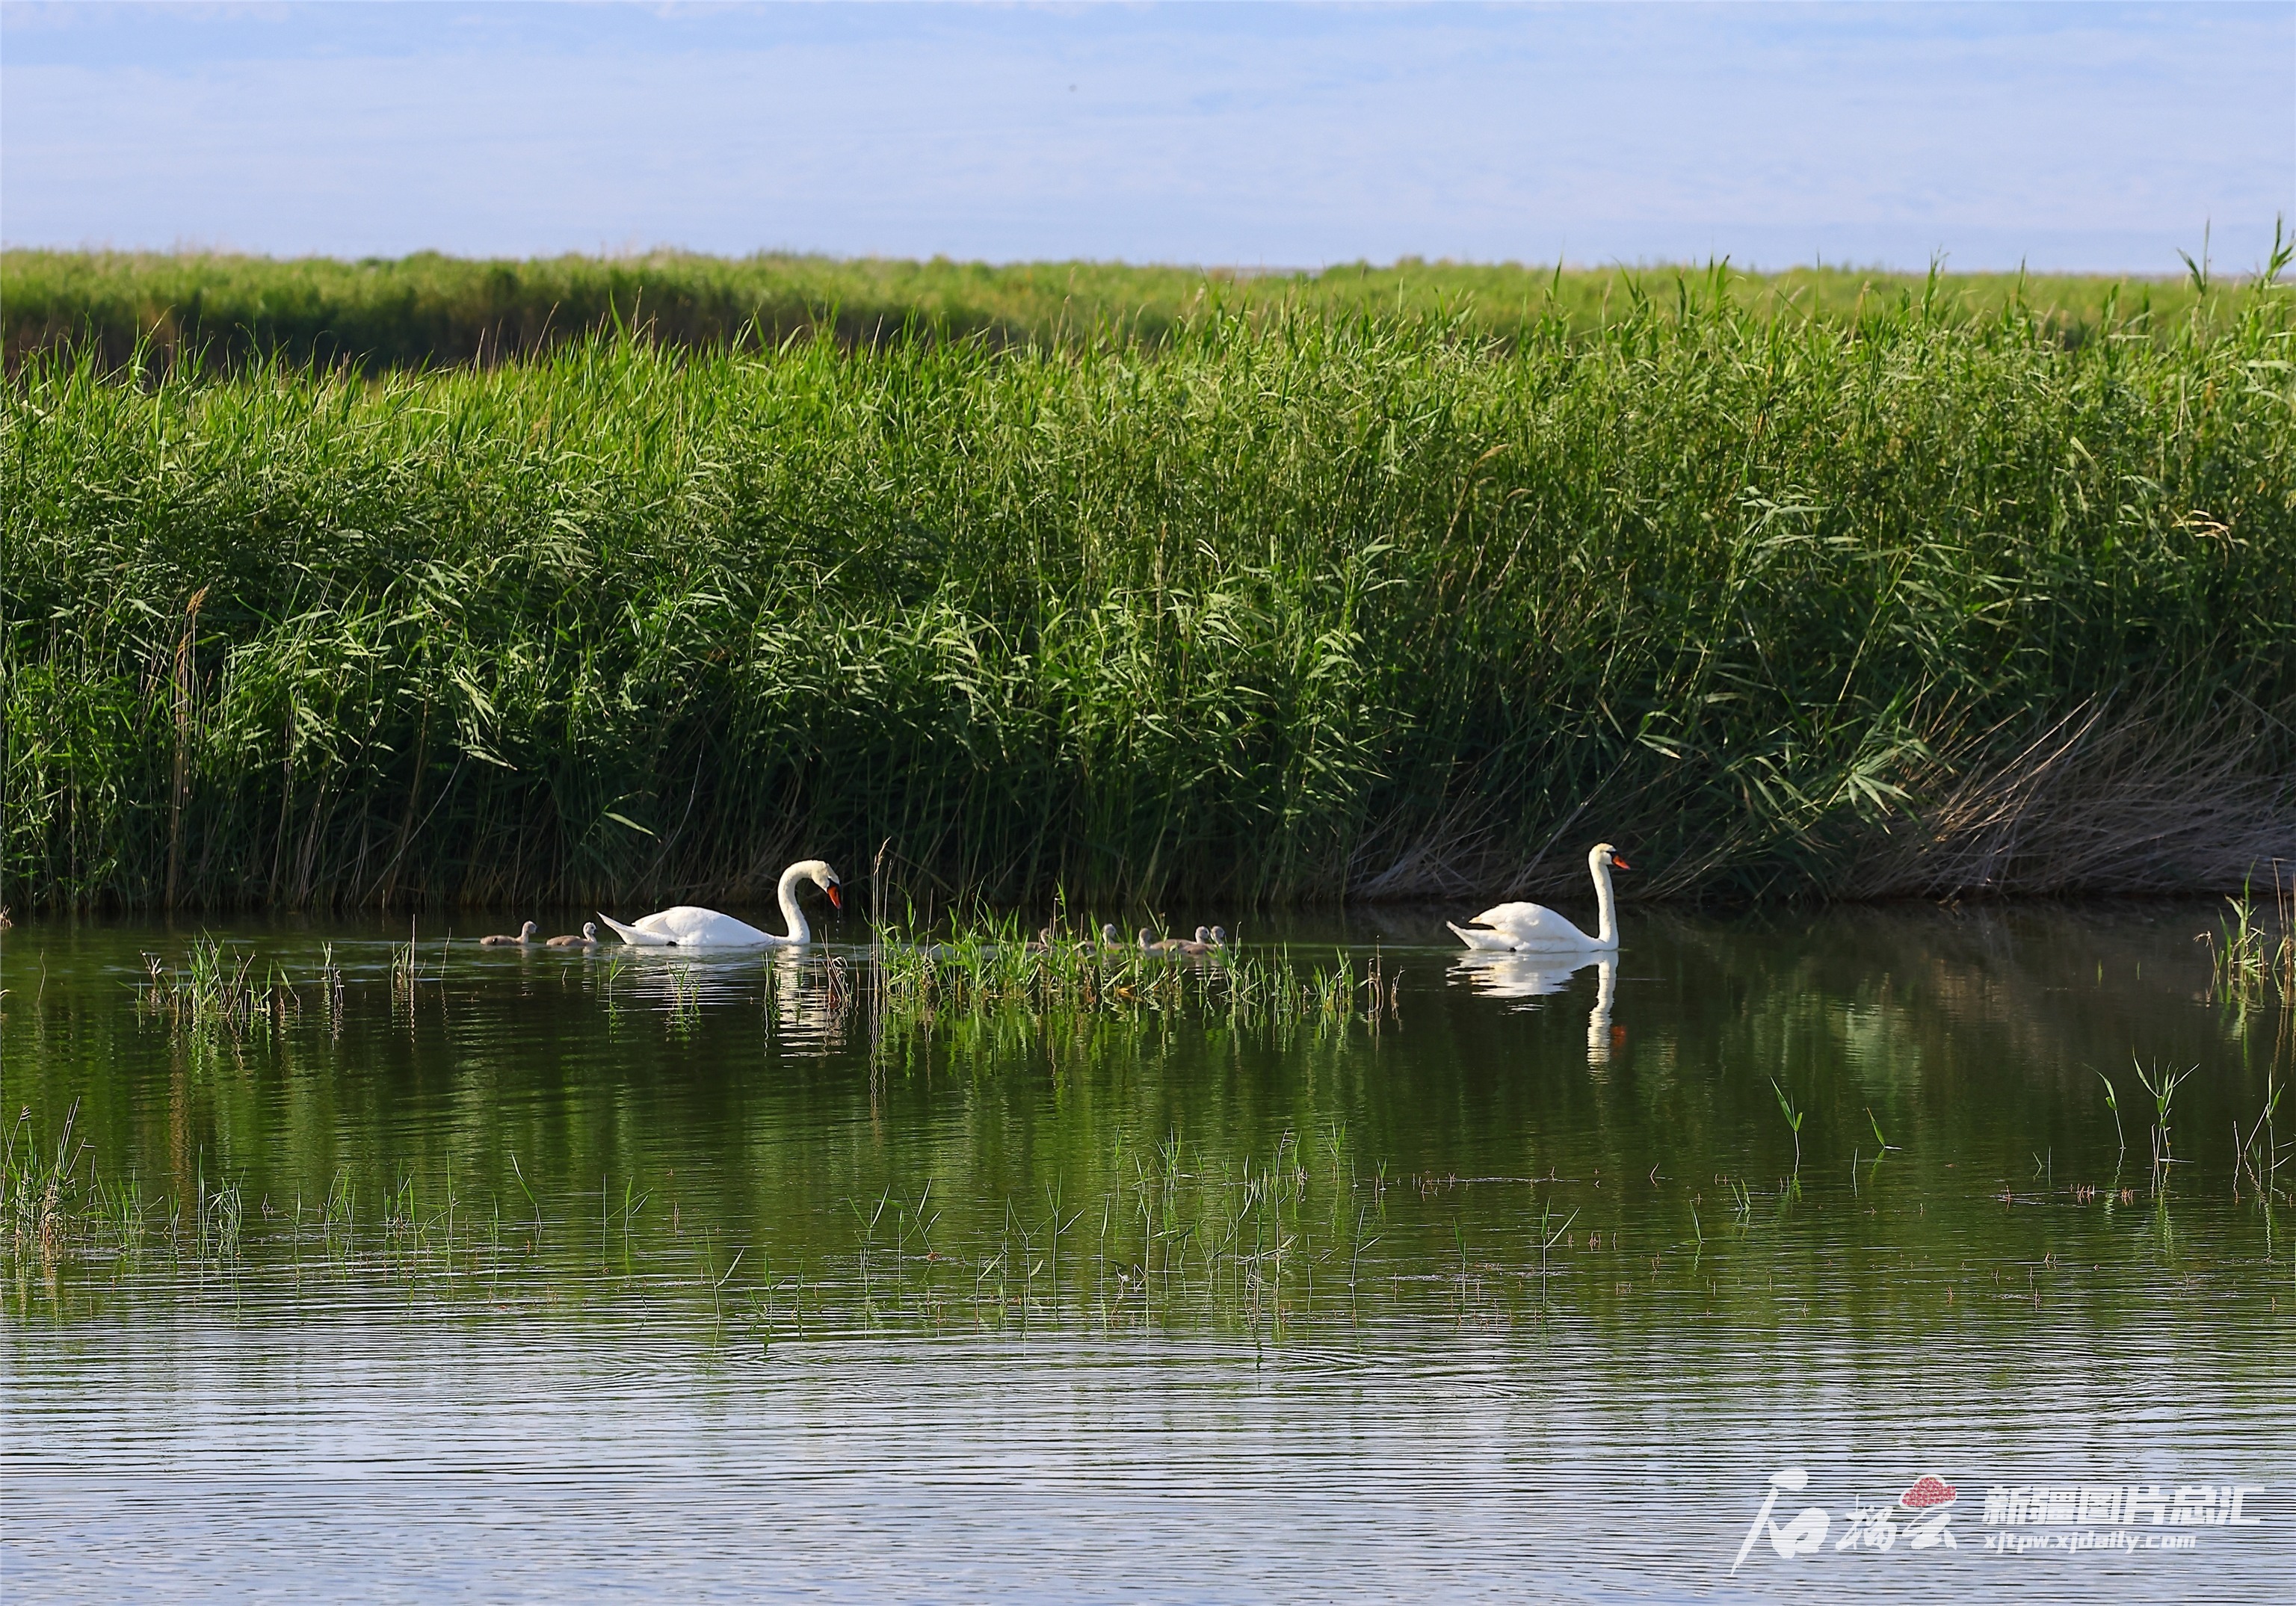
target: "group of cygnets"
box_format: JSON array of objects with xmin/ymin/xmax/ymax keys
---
[
  {"xmin": 1042, "ymin": 922, "xmax": 1232, "ymax": 957},
  {"xmin": 480, "ymin": 919, "xmax": 599, "ymax": 948}
]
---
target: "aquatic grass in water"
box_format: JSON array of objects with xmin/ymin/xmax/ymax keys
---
[
  {"xmin": 865, "ymin": 916, "xmax": 1393, "ymax": 1029},
  {"xmin": 2095, "ymin": 1069, "xmax": 2128, "ymax": 1160},
  {"xmin": 4, "ymin": 1101, "xmax": 152, "ymax": 1265},
  {"xmin": 1768, "ymin": 1078, "xmax": 1806, "ymax": 1174},
  {"xmin": 2203, "ymin": 867, "xmax": 2295, "ymax": 1010},
  {"xmin": 5, "ymin": 276, "xmax": 2293, "ymax": 914},
  {"xmin": 2133, "ymin": 1057, "xmax": 2194, "ymax": 1177},
  {"xmin": 136, "ymin": 936, "xmax": 302, "ymax": 1035}
]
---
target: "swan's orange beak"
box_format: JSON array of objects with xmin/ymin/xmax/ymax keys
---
[
  {"xmin": 1610, "ymin": 853, "xmax": 1632, "ymax": 871},
  {"xmin": 826, "ymin": 883, "xmax": 843, "ymax": 910}
]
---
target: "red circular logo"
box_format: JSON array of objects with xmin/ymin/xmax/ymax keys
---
[{"xmin": 1899, "ymin": 1475, "xmax": 1957, "ymax": 1510}]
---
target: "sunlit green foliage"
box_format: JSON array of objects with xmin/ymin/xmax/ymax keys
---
[{"xmin": 4, "ymin": 272, "xmax": 2292, "ymax": 910}]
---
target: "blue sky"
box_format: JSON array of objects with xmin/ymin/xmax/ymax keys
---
[{"xmin": 3, "ymin": 1, "xmax": 2291, "ymax": 273}]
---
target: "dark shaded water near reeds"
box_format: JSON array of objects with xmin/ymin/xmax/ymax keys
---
[{"xmin": 4, "ymin": 904, "xmax": 2291, "ymax": 1602}]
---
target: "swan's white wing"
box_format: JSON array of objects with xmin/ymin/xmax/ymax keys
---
[
  {"xmin": 604, "ymin": 907, "xmax": 780, "ymax": 946},
  {"xmin": 1468, "ymin": 901, "xmax": 1552, "ymax": 931},
  {"xmin": 599, "ymin": 913, "xmax": 673, "ymax": 948},
  {"xmin": 1447, "ymin": 921, "xmax": 1519, "ymax": 951},
  {"xmin": 1460, "ymin": 901, "xmax": 1599, "ymax": 948},
  {"xmin": 660, "ymin": 907, "xmax": 777, "ymax": 946}
]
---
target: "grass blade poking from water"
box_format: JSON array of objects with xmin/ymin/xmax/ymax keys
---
[
  {"xmin": 1768, "ymin": 1078, "xmax": 1806, "ymax": 1179},
  {"xmin": 2094, "ymin": 1069, "xmax": 2127, "ymax": 1161},
  {"xmin": 2134, "ymin": 1057, "xmax": 2194, "ymax": 1180},
  {"xmin": 4, "ymin": 277, "xmax": 2292, "ymax": 912}
]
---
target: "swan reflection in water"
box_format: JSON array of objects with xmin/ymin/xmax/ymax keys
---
[
  {"xmin": 762, "ymin": 948, "xmax": 853, "ymax": 1051},
  {"xmin": 1448, "ymin": 953, "xmax": 1620, "ymax": 1066},
  {"xmin": 599, "ymin": 946, "xmax": 852, "ymax": 1052}
]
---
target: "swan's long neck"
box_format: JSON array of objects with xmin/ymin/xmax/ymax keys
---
[
  {"xmin": 1591, "ymin": 856, "xmax": 1618, "ymax": 947},
  {"xmin": 776, "ymin": 864, "xmax": 812, "ymax": 945}
]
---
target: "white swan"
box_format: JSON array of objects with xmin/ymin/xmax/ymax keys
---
[
  {"xmin": 1448, "ymin": 843, "xmax": 1629, "ymax": 951},
  {"xmin": 600, "ymin": 860, "xmax": 842, "ymax": 948}
]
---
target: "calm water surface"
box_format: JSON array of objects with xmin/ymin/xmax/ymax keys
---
[{"xmin": 4, "ymin": 904, "xmax": 2290, "ymax": 1602}]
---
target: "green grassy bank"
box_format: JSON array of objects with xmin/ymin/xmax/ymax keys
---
[
  {"xmin": 2, "ymin": 248, "xmax": 2230, "ymax": 375},
  {"xmin": 4, "ymin": 282, "xmax": 2292, "ymax": 913}
]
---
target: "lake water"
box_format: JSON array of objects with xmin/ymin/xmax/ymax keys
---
[{"xmin": 4, "ymin": 904, "xmax": 2289, "ymax": 1602}]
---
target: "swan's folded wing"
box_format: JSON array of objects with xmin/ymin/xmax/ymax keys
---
[
  {"xmin": 1469, "ymin": 901, "xmax": 1600, "ymax": 948},
  {"xmin": 1447, "ymin": 921, "xmax": 1518, "ymax": 951},
  {"xmin": 1469, "ymin": 901, "xmax": 1552, "ymax": 933},
  {"xmin": 599, "ymin": 913, "xmax": 674, "ymax": 947},
  {"xmin": 682, "ymin": 910, "xmax": 777, "ymax": 945}
]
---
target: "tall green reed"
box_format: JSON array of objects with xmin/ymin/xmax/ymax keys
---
[{"xmin": 6, "ymin": 280, "xmax": 2292, "ymax": 912}]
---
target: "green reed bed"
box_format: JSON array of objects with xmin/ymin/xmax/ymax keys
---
[
  {"xmin": 864, "ymin": 918, "xmax": 1393, "ymax": 1028},
  {"xmin": 1, "ymin": 1102, "xmax": 256, "ymax": 1270},
  {"xmin": 135, "ymin": 933, "xmax": 344, "ymax": 1035},
  {"xmin": 6, "ymin": 273, "xmax": 2293, "ymax": 913},
  {"xmin": 4, "ymin": 1100, "xmax": 144, "ymax": 1266},
  {"xmin": 2, "ymin": 248, "xmax": 2232, "ymax": 375}
]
